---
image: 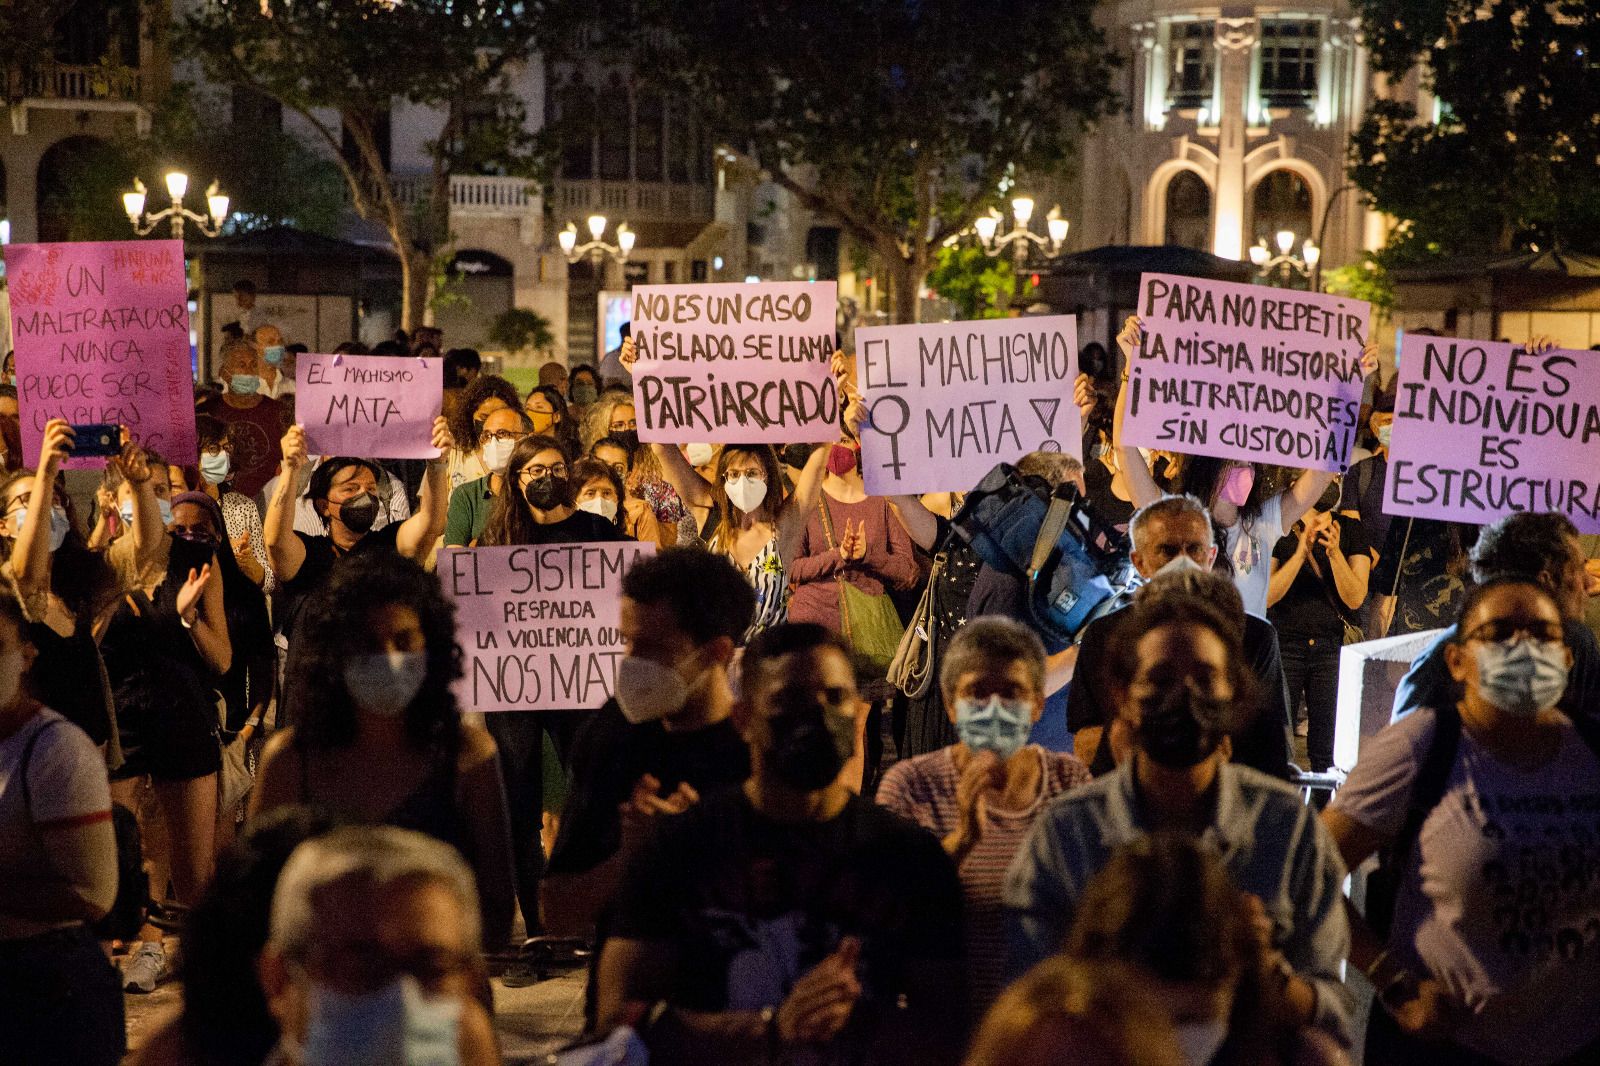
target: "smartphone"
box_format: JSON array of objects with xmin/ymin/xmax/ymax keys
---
[{"xmin": 68, "ymin": 423, "xmax": 121, "ymax": 458}]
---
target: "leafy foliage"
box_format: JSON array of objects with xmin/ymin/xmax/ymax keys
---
[
  {"xmin": 488, "ymin": 308, "xmax": 556, "ymax": 355},
  {"xmin": 924, "ymin": 244, "xmax": 1033, "ymax": 319}
]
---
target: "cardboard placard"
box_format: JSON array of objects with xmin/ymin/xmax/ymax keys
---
[{"xmin": 297, "ymin": 353, "xmax": 443, "ymax": 459}]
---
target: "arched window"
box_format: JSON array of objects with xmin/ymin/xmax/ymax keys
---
[
  {"xmin": 1250, "ymin": 170, "xmax": 1314, "ymax": 248},
  {"xmin": 1164, "ymin": 171, "xmax": 1211, "ymax": 250}
]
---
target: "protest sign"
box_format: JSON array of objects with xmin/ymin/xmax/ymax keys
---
[
  {"xmin": 1121, "ymin": 273, "xmax": 1370, "ymax": 472},
  {"xmin": 440, "ymin": 541, "xmax": 655, "ymax": 711},
  {"xmin": 3, "ymin": 239, "xmax": 196, "ymax": 465},
  {"xmin": 298, "ymin": 353, "xmax": 443, "ymax": 459},
  {"xmin": 1384, "ymin": 337, "xmax": 1600, "ymax": 532},
  {"xmin": 631, "ymin": 281, "xmax": 838, "ymax": 444},
  {"xmin": 856, "ymin": 316, "xmax": 1082, "ymax": 495}
]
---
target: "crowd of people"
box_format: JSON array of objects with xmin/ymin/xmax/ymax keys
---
[{"xmin": 1, "ymin": 309, "xmax": 1598, "ymax": 1066}]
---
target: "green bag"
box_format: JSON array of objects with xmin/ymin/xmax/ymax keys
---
[{"xmin": 820, "ymin": 498, "xmax": 905, "ymax": 675}]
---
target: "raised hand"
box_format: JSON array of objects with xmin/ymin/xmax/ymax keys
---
[
  {"xmin": 430, "ymin": 415, "xmax": 455, "ymax": 456},
  {"xmin": 39, "ymin": 419, "xmax": 75, "ymax": 471},
  {"xmin": 619, "ymin": 335, "xmax": 638, "ymax": 372},
  {"xmin": 1073, "ymin": 372, "xmax": 1095, "ymax": 420},
  {"xmin": 175, "ymin": 563, "xmax": 214, "ymax": 624},
  {"xmin": 280, "ymin": 424, "xmax": 308, "ymax": 475},
  {"xmin": 1359, "ymin": 338, "xmax": 1380, "ymax": 379},
  {"xmin": 777, "ymin": 937, "xmax": 863, "ymax": 1045},
  {"xmin": 1116, "ymin": 315, "xmax": 1144, "ymax": 359}
]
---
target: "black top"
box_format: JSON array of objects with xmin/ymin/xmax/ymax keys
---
[
  {"xmin": 546, "ymin": 701, "xmax": 750, "ymax": 877},
  {"xmin": 278, "ymin": 523, "xmax": 403, "ymax": 638},
  {"xmin": 610, "ymin": 788, "xmax": 963, "ymax": 1057},
  {"xmin": 1370, "ymin": 517, "xmax": 1475, "ymax": 636},
  {"xmin": 298, "ymin": 740, "xmax": 470, "ymax": 858},
  {"xmin": 1338, "ymin": 454, "xmax": 1391, "ymax": 552},
  {"xmin": 507, "ymin": 509, "xmax": 629, "ymax": 546},
  {"xmin": 1067, "ymin": 605, "xmax": 1294, "ymax": 779},
  {"xmin": 1083, "ymin": 457, "xmax": 1136, "ymax": 532},
  {"xmin": 26, "ymin": 622, "xmax": 112, "ymax": 746},
  {"xmin": 1268, "ymin": 513, "xmax": 1371, "ymax": 641}
]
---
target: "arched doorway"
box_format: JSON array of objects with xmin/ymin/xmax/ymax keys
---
[
  {"xmin": 1249, "ymin": 169, "xmax": 1314, "ymax": 250},
  {"xmin": 1163, "ymin": 170, "xmax": 1211, "ymax": 250},
  {"xmin": 36, "ymin": 135, "xmax": 132, "ymax": 242}
]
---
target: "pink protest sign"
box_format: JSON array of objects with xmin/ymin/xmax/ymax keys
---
[
  {"xmin": 1385, "ymin": 337, "xmax": 1600, "ymax": 532},
  {"xmin": 1122, "ymin": 273, "xmax": 1370, "ymax": 472},
  {"xmin": 297, "ymin": 353, "xmax": 442, "ymax": 459},
  {"xmin": 857, "ymin": 316, "xmax": 1082, "ymax": 495},
  {"xmin": 3, "ymin": 239, "xmax": 196, "ymax": 466},
  {"xmin": 631, "ymin": 281, "xmax": 839, "ymax": 444},
  {"xmin": 439, "ymin": 541, "xmax": 656, "ymax": 711}
]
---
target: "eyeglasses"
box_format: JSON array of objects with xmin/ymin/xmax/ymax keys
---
[
  {"xmin": 725, "ymin": 470, "xmax": 766, "ymax": 482},
  {"xmin": 479, "ymin": 429, "xmax": 526, "ymax": 445},
  {"xmin": 1464, "ymin": 620, "xmax": 1565, "ymax": 645},
  {"xmin": 522, "ymin": 463, "xmax": 568, "ymax": 479}
]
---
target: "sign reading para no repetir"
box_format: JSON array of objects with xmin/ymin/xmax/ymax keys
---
[
  {"xmin": 1385, "ymin": 337, "xmax": 1600, "ymax": 532},
  {"xmin": 297, "ymin": 353, "xmax": 443, "ymax": 459},
  {"xmin": 631, "ymin": 281, "xmax": 838, "ymax": 444},
  {"xmin": 440, "ymin": 541, "xmax": 655, "ymax": 711},
  {"xmin": 857, "ymin": 316, "xmax": 1082, "ymax": 496},
  {"xmin": 1121, "ymin": 273, "xmax": 1370, "ymax": 472}
]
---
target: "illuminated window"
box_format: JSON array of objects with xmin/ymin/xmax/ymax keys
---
[
  {"xmin": 1259, "ymin": 19, "xmax": 1320, "ymax": 109},
  {"xmin": 1168, "ymin": 22, "xmax": 1215, "ymax": 110}
]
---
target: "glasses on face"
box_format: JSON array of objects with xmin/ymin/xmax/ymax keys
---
[
  {"xmin": 725, "ymin": 470, "xmax": 766, "ymax": 483},
  {"xmin": 522, "ymin": 463, "xmax": 568, "ymax": 480},
  {"xmin": 479, "ymin": 429, "xmax": 526, "ymax": 445},
  {"xmin": 1464, "ymin": 619, "xmax": 1565, "ymax": 645}
]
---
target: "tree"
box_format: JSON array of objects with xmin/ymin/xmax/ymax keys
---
[
  {"xmin": 1349, "ymin": 0, "xmax": 1600, "ymax": 262},
  {"xmin": 924, "ymin": 244, "xmax": 1035, "ymax": 320},
  {"xmin": 488, "ymin": 307, "xmax": 556, "ymax": 356},
  {"xmin": 180, "ymin": 0, "xmax": 546, "ymax": 331},
  {"xmin": 570, "ymin": 1, "xmax": 1117, "ymax": 323}
]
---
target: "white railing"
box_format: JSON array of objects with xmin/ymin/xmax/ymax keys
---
[
  {"xmin": 23, "ymin": 62, "xmax": 143, "ymax": 102},
  {"xmin": 389, "ymin": 174, "xmax": 539, "ymax": 215},
  {"xmin": 556, "ymin": 180, "xmax": 712, "ymax": 220}
]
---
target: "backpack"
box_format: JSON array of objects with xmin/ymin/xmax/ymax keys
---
[
  {"xmin": 951, "ymin": 463, "xmax": 1134, "ymax": 645},
  {"xmin": 21, "ymin": 718, "xmax": 148, "ymax": 942}
]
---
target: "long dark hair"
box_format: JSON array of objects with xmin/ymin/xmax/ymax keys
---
[
  {"xmin": 0, "ymin": 468, "xmax": 117, "ymax": 624},
  {"xmin": 284, "ymin": 553, "xmax": 463, "ymax": 755},
  {"xmin": 527, "ymin": 384, "xmax": 582, "ymax": 458},
  {"xmin": 1173, "ymin": 455, "xmax": 1266, "ymax": 526},
  {"xmin": 478, "ymin": 434, "xmax": 569, "ymax": 547}
]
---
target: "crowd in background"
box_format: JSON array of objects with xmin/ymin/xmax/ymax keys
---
[{"xmin": 1, "ymin": 302, "xmax": 1598, "ymax": 1066}]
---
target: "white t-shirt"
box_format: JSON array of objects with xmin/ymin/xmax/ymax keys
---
[
  {"xmin": 1331, "ymin": 707, "xmax": 1600, "ymax": 1065},
  {"xmin": 1222, "ymin": 493, "xmax": 1284, "ymax": 616},
  {"xmin": 0, "ymin": 710, "xmax": 112, "ymax": 940}
]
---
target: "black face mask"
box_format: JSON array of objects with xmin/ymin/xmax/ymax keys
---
[
  {"xmin": 763, "ymin": 702, "xmax": 854, "ymax": 791},
  {"xmin": 167, "ymin": 533, "xmax": 217, "ymax": 584},
  {"xmin": 336, "ymin": 492, "xmax": 380, "ymax": 535},
  {"xmin": 614, "ymin": 430, "xmax": 640, "ymax": 453},
  {"xmin": 524, "ymin": 475, "xmax": 571, "ymax": 511},
  {"xmin": 1136, "ymin": 679, "xmax": 1228, "ymax": 769},
  {"xmin": 173, "ymin": 527, "xmax": 222, "ymax": 553}
]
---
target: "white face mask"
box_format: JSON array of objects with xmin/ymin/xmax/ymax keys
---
[
  {"xmin": 1154, "ymin": 552, "xmax": 1207, "ymax": 578},
  {"xmin": 299, "ymin": 974, "xmax": 462, "ymax": 1066},
  {"xmin": 481, "ymin": 437, "xmax": 517, "ymax": 475},
  {"xmin": 0, "ymin": 647, "xmax": 24, "ymax": 710},
  {"xmin": 724, "ymin": 475, "xmax": 768, "ymax": 514},
  {"xmin": 1173, "ymin": 1019, "xmax": 1229, "ymax": 1066},
  {"xmin": 684, "ymin": 443, "xmax": 715, "ymax": 467},
  {"xmin": 12, "ymin": 506, "xmax": 71, "ymax": 553},
  {"xmin": 577, "ymin": 496, "xmax": 619, "ymax": 522},
  {"xmin": 615, "ymin": 655, "xmax": 690, "ymax": 724},
  {"xmin": 343, "ymin": 651, "xmax": 428, "ymax": 717}
]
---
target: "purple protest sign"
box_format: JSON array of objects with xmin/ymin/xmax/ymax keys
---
[
  {"xmin": 439, "ymin": 541, "xmax": 656, "ymax": 711},
  {"xmin": 631, "ymin": 281, "xmax": 839, "ymax": 444},
  {"xmin": 1122, "ymin": 273, "xmax": 1370, "ymax": 472},
  {"xmin": 3, "ymin": 239, "xmax": 195, "ymax": 466},
  {"xmin": 1385, "ymin": 337, "xmax": 1600, "ymax": 532},
  {"xmin": 297, "ymin": 353, "xmax": 442, "ymax": 459},
  {"xmin": 857, "ymin": 316, "xmax": 1082, "ymax": 495}
]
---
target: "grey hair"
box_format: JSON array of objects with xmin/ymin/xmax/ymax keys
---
[
  {"xmin": 1016, "ymin": 450, "xmax": 1083, "ymax": 486},
  {"xmin": 1136, "ymin": 567, "xmax": 1244, "ymax": 622},
  {"xmin": 269, "ymin": 826, "xmax": 480, "ymax": 962},
  {"xmin": 940, "ymin": 616, "xmax": 1047, "ymax": 704},
  {"xmin": 1128, "ymin": 494, "xmax": 1213, "ymax": 554}
]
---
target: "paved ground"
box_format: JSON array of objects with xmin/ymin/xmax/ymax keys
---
[{"xmin": 122, "ymin": 956, "xmax": 589, "ymax": 1064}]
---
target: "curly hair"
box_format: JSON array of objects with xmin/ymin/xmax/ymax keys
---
[
  {"xmin": 448, "ymin": 374, "xmax": 523, "ymax": 453},
  {"xmin": 283, "ymin": 553, "xmax": 463, "ymax": 754},
  {"xmin": 478, "ymin": 435, "xmax": 571, "ymax": 548},
  {"xmin": 581, "ymin": 388, "xmax": 636, "ymax": 452}
]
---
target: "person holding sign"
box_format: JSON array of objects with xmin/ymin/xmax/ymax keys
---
[
  {"xmin": 250, "ymin": 552, "xmax": 516, "ymax": 952},
  {"xmin": 1113, "ymin": 316, "xmax": 1379, "ymax": 616},
  {"xmin": 265, "ymin": 418, "xmax": 454, "ymax": 639}
]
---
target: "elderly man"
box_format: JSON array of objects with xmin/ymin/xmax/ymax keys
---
[{"xmin": 256, "ymin": 826, "xmax": 501, "ymax": 1066}]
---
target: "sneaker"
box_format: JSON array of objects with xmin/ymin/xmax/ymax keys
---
[{"xmin": 123, "ymin": 941, "xmax": 167, "ymax": 994}]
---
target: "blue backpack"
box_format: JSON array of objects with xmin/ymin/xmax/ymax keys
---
[{"xmin": 952, "ymin": 463, "xmax": 1133, "ymax": 645}]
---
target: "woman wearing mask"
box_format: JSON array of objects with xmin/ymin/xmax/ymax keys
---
[
  {"xmin": 1, "ymin": 421, "xmax": 146, "ymax": 747},
  {"xmin": 197, "ymin": 339, "xmax": 285, "ymax": 501},
  {"xmin": 878, "ymin": 617, "xmax": 1090, "ymax": 1015},
  {"xmin": 1113, "ymin": 316, "xmax": 1379, "ymax": 615},
  {"xmin": 250, "ymin": 552, "xmax": 516, "ymax": 951},
  {"xmin": 189, "ymin": 413, "xmax": 271, "ymax": 587},
  {"xmin": 580, "ymin": 388, "xmax": 638, "ymax": 454},
  {"xmin": 1325, "ymin": 578, "xmax": 1600, "ymax": 1065},
  {"xmin": 444, "ymin": 406, "xmax": 531, "ymax": 548},
  {"xmin": 567, "ymin": 363, "xmax": 601, "ymax": 416},
  {"xmin": 525, "ymin": 384, "xmax": 581, "ymax": 459},
  {"xmin": 475, "ymin": 435, "xmax": 627, "ymax": 937},
  {"xmin": 571, "ymin": 456, "xmax": 665, "ymax": 547},
  {"xmin": 0, "ymin": 596, "xmax": 124, "ymax": 1065},
  {"xmin": 266, "ymin": 419, "xmax": 453, "ymax": 639},
  {"xmin": 444, "ymin": 374, "xmax": 523, "ymax": 492},
  {"xmin": 1067, "ymin": 834, "xmax": 1348, "ymax": 1066}
]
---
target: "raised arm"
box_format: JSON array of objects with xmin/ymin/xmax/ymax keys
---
[
  {"xmin": 774, "ymin": 444, "xmax": 829, "ymax": 567},
  {"xmin": 115, "ymin": 435, "xmax": 165, "ymax": 574},
  {"xmin": 1281, "ymin": 340, "xmax": 1380, "ymax": 528},
  {"xmin": 177, "ymin": 561, "xmax": 232, "ymax": 676},
  {"xmin": 397, "ymin": 417, "xmax": 453, "ymax": 562},
  {"xmin": 888, "ymin": 495, "xmax": 941, "ymax": 552},
  {"xmin": 1110, "ymin": 317, "xmax": 1163, "ymax": 509},
  {"xmin": 264, "ymin": 425, "xmax": 308, "ymax": 582},
  {"xmin": 12, "ymin": 420, "xmax": 73, "ymax": 606},
  {"xmin": 651, "ymin": 443, "xmax": 715, "ymax": 509}
]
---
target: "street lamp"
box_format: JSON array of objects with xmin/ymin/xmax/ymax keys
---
[
  {"xmin": 558, "ymin": 215, "xmax": 634, "ymax": 266},
  {"xmin": 1248, "ymin": 230, "xmax": 1320, "ymax": 288},
  {"xmin": 122, "ymin": 172, "xmax": 229, "ymax": 239},
  {"xmin": 972, "ymin": 198, "xmax": 1069, "ymax": 299}
]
